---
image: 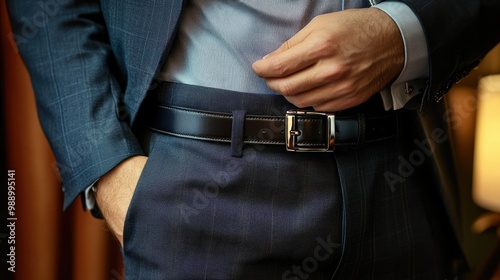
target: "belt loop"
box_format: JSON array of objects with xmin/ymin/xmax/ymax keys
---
[
  {"xmin": 231, "ymin": 110, "xmax": 246, "ymax": 157},
  {"xmin": 357, "ymin": 113, "xmax": 366, "ymax": 146}
]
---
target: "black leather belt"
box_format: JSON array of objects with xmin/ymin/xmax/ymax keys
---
[{"xmin": 149, "ymin": 105, "xmax": 399, "ymax": 152}]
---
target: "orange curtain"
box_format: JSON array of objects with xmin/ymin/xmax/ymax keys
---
[{"xmin": 1, "ymin": 1, "xmax": 122, "ymax": 279}]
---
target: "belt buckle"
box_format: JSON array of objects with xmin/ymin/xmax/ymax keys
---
[{"xmin": 285, "ymin": 110, "xmax": 335, "ymax": 152}]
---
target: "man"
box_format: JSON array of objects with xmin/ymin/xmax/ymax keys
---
[{"xmin": 7, "ymin": 0, "xmax": 500, "ymax": 279}]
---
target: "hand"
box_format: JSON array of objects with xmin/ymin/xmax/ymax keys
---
[
  {"xmin": 94, "ymin": 155, "xmax": 148, "ymax": 246},
  {"xmin": 252, "ymin": 8, "xmax": 404, "ymax": 112}
]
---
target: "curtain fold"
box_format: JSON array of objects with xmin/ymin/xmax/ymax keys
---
[{"xmin": 1, "ymin": 0, "xmax": 123, "ymax": 279}]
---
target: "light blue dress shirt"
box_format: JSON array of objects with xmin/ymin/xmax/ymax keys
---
[{"xmin": 160, "ymin": 0, "xmax": 428, "ymax": 110}]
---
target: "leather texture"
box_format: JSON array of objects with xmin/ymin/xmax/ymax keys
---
[{"xmin": 150, "ymin": 105, "xmax": 398, "ymax": 149}]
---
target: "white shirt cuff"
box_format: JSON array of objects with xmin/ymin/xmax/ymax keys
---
[
  {"xmin": 373, "ymin": 1, "xmax": 429, "ymax": 110},
  {"xmin": 83, "ymin": 180, "xmax": 99, "ymax": 210}
]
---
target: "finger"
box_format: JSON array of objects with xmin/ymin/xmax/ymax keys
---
[
  {"xmin": 310, "ymin": 87, "xmax": 375, "ymax": 112},
  {"xmin": 312, "ymin": 96, "xmax": 359, "ymax": 112},
  {"xmin": 282, "ymin": 83, "xmax": 345, "ymax": 109},
  {"xmin": 252, "ymin": 20, "xmax": 324, "ymax": 78},
  {"xmin": 252, "ymin": 39, "xmax": 320, "ymax": 78},
  {"xmin": 282, "ymin": 79, "xmax": 375, "ymax": 112},
  {"xmin": 264, "ymin": 59, "xmax": 347, "ymax": 96}
]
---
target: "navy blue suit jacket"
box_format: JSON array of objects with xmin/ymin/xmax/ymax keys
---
[{"xmin": 7, "ymin": 0, "xmax": 500, "ymax": 241}]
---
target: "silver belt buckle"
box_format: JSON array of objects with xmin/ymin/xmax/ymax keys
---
[{"xmin": 285, "ymin": 110, "xmax": 335, "ymax": 152}]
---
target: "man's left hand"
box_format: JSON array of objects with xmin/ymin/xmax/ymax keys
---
[{"xmin": 252, "ymin": 8, "xmax": 404, "ymax": 112}]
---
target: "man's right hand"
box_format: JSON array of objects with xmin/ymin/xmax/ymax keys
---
[{"xmin": 94, "ymin": 155, "xmax": 148, "ymax": 246}]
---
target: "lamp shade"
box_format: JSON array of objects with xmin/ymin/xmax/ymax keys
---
[{"xmin": 473, "ymin": 74, "xmax": 500, "ymax": 212}]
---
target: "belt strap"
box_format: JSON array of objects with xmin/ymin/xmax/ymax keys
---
[{"xmin": 149, "ymin": 105, "xmax": 399, "ymax": 151}]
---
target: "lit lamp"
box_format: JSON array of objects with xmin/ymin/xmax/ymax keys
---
[
  {"xmin": 473, "ymin": 74, "xmax": 500, "ymax": 213},
  {"xmin": 472, "ymin": 75, "xmax": 500, "ymax": 280}
]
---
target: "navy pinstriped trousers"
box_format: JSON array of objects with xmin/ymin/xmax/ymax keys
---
[{"xmin": 123, "ymin": 83, "xmax": 458, "ymax": 279}]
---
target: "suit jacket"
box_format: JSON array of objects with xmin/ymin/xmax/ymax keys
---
[{"xmin": 7, "ymin": 0, "xmax": 500, "ymax": 259}]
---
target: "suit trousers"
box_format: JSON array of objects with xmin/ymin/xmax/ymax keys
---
[{"xmin": 123, "ymin": 83, "xmax": 458, "ymax": 279}]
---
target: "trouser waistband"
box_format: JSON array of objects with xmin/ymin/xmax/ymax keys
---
[{"xmin": 147, "ymin": 82, "xmax": 399, "ymax": 154}]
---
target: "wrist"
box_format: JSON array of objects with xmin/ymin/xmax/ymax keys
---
[{"xmin": 89, "ymin": 184, "xmax": 104, "ymax": 219}]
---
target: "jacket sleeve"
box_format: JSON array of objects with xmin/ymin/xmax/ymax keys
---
[
  {"xmin": 399, "ymin": 0, "xmax": 500, "ymax": 105},
  {"xmin": 7, "ymin": 0, "xmax": 144, "ymax": 209}
]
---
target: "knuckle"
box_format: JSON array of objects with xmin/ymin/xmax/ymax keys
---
[
  {"xmin": 311, "ymin": 14, "xmax": 326, "ymax": 24},
  {"xmin": 319, "ymin": 66, "xmax": 345, "ymax": 83},
  {"xmin": 327, "ymin": 64, "xmax": 350, "ymax": 80},
  {"xmin": 314, "ymin": 38, "xmax": 335, "ymax": 58},
  {"xmin": 276, "ymin": 82, "xmax": 295, "ymax": 96},
  {"xmin": 269, "ymin": 60, "xmax": 289, "ymax": 76},
  {"xmin": 336, "ymin": 81, "xmax": 356, "ymax": 96},
  {"xmin": 279, "ymin": 40, "xmax": 293, "ymax": 51}
]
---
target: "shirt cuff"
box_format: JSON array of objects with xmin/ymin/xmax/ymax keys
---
[
  {"xmin": 373, "ymin": 1, "xmax": 429, "ymax": 110},
  {"xmin": 83, "ymin": 179, "xmax": 99, "ymax": 210}
]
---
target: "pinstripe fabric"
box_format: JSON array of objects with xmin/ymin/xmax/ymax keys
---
[
  {"xmin": 332, "ymin": 137, "xmax": 456, "ymax": 279},
  {"xmin": 125, "ymin": 88, "xmax": 344, "ymax": 279},
  {"xmin": 122, "ymin": 84, "xmax": 457, "ymax": 279}
]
